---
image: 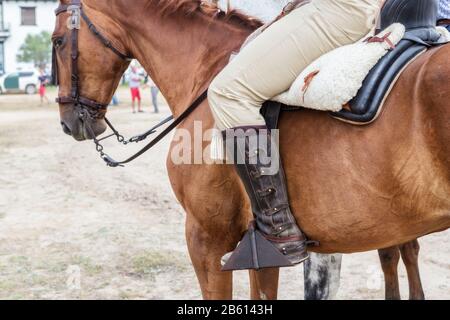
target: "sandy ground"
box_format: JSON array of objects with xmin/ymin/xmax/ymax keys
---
[{"xmin": 0, "ymin": 88, "xmax": 449, "ymax": 300}]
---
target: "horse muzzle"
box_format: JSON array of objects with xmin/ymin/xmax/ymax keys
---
[
  {"xmin": 60, "ymin": 111, "xmax": 107, "ymax": 141},
  {"xmin": 60, "ymin": 119, "xmax": 90, "ymax": 141}
]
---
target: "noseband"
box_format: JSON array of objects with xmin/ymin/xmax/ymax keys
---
[{"xmin": 52, "ymin": 0, "xmax": 208, "ymax": 167}]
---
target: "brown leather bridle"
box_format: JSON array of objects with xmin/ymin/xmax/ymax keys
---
[
  {"xmin": 52, "ymin": 0, "xmax": 132, "ymax": 118},
  {"xmin": 52, "ymin": 0, "xmax": 208, "ymax": 167}
]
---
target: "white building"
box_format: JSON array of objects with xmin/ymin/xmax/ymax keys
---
[{"xmin": 0, "ymin": 0, "xmax": 58, "ymax": 74}]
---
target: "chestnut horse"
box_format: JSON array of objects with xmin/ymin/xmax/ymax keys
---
[{"xmin": 53, "ymin": 0, "xmax": 450, "ymax": 299}]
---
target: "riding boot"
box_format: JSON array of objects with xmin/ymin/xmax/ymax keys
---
[{"xmin": 221, "ymin": 125, "xmax": 309, "ymax": 271}]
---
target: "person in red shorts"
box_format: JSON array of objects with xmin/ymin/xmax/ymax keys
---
[
  {"xmin": 129, "ymin": 66, "xmax": 143, "ymax": 113},
  {"xmin": 38, "ymin": 69, "xmax": 49, "ymax": 106}
]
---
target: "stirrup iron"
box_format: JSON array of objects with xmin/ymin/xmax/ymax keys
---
[{"xmin": 221, "ymin": 224, "xmax": 296, "ymax": 271}]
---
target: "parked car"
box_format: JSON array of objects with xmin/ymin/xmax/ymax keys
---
[{"xmin": 0, "ymin": 70, "xmax": 40, "ymax": 94}]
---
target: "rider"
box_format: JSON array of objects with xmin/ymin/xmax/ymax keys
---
[
  {"xmin": 437, "ymin": 0, "xmax": 450, "ymax": 31},
  {"xmin": 208, "ymin": 0, "xmax": 384, "ymax": 270}
]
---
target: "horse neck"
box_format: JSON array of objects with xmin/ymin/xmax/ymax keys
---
[{"xmin": 94, "ymin": 1, "xmax": 255, "ymax": 115}]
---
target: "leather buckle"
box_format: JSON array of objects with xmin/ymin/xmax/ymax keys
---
[
  {"xmin": 250, "ymin": 170, "xmax": 262, "ymax": 179},
  {"xmin": 67, "ymin": 5, "xmax": 81, "ymax": 30},
  {"xmin": 257, "ymin": 188, "xmax": 276, "ymax": 197},
  {"xmin": 264, "ymin": 204, "xmax": 288, "ymax": 216}
]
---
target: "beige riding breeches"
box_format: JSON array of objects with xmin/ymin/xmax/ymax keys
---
[{"xmin": 208, "ymin": 0, "xmax": 381, "ymax": 130}]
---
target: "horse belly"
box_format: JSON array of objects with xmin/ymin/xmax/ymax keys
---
[{"xmin": 279, "ymin": 107, "xmax": 450, "ymax": 253}]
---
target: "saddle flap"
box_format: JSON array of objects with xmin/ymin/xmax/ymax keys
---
[
  {"xmin": 332, "ymin": 43, "xmax": 427, "ymax": 124},
  {"xmin": 347, "ymin": 39, "xmax": 421, "ymax": 115}
]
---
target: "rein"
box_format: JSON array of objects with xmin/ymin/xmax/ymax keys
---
[
  {"xmin": 88, "ymin": 91, "xmax": 207, "ymax": 167},
  {"xmin": 53, "ymin": 0, "xmax": 208, "ymax": 167}
]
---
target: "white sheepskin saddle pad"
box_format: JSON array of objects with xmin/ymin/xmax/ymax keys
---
[
  {"xmin": 436, "ymin": 26, "xmax": 450, "ymax": 42},
  {"xmin": 273, "ymin": 23, "xmax": 406, "ymax": 112}
]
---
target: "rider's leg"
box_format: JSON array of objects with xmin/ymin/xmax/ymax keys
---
[
  {"xmin": 208, "ymin": 0, "xmax": 379, "ymax": 270},
  {"xmin": 209, "ymin": 0, "xmax": 379, "ymax": 131},
  {"xmin": 221, "ymin": 126, "xmax": 309, "ymax": 269}
]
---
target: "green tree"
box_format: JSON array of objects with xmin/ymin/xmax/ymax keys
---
[{"xmin": 16, "ymin": 31, "xmax": 52, "ymax": 69}]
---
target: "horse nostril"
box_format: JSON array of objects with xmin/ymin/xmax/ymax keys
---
[{"xmin": 61, "ymin": 122, "xmax": 72, "ymax": 135}]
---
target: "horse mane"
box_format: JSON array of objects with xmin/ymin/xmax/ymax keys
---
[{"xmin": 147, "ymin": 0, "xmax": 263, "ymax": 30}]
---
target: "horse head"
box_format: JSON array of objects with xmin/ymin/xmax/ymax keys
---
[{"xmin": 52, "ymin": 0, "xmax": 131, "ymax": 141}]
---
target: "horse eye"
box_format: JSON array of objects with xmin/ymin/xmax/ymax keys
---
[{"xmin": 53, "ymin": 38, "xmax": 64, "ymax": 49}]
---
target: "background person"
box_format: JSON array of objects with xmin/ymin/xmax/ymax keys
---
[
  {"xmin": 143, "ymin": 75, "xmax": 160, "ymax": 113},
  {"xmin": 110, "ymin": 93, "xmax": 119, "ymax": 106},
  {"xmin": 129, "ymin": 66, "xmax": 143, "ymax": 113},
  {"xmin": 38, "ymin": 69, "xmax": 49, "ymax": 106}
]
